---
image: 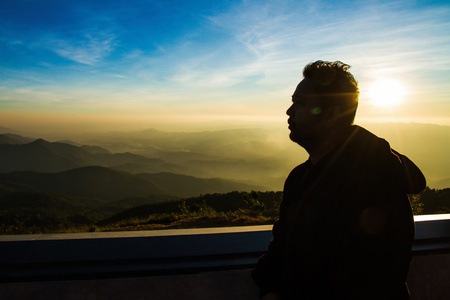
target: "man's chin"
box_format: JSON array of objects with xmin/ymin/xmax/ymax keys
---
[
  {"xmin": 289, "ymin": 132, "xmax": 299, "ymax": 143},
  {"xmin": 289, "ymin": 132, "xmax": 309, "ymax": 148}
]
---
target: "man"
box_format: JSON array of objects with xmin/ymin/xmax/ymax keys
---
[{"xmin": 252, "ymin": 61, "xmax": 426, "ymax": 300}]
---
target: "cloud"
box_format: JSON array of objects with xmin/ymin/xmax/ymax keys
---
[
  {"xmin": 0, "ymin": 87, "xmax": 67, "ymax": 110},
  {"xmin": 1, "ymin": 0, "xmax": 449, "ymax": 128},
  {"xmin": 202, "ymin": 1, "xmax": 450, "ymax": 85},
  {"xmin": 50, "ymin": 32, "xmax": 116, "ymax": 65}
]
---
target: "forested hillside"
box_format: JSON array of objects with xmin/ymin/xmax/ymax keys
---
[{"xmin": 1, "ymin": 189, "xmax": 448, "ymax": 235}]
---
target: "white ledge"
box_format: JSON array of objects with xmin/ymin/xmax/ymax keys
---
[
  {"xmin": 0, "ymin": 225, "xmax": 273, "ymax": 242},
  {"xmin": 413, "ymin": 214, "xmax": 450, "ymax": 222}
]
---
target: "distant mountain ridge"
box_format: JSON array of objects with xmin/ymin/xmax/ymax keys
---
[
  {"xmin": 0, "ymin": 132, "xmax": 291, "ymax": 190},
  {"xmin": 0, "ymin": 133, "xmax": 34, "ymax": 145},
  {"xmin": 0, "ymin": 166, "xmax": 266, "ymax": 200},
  {"xmin": 0, "ymin": 138, "xmax": 185, "ymax": 174}
]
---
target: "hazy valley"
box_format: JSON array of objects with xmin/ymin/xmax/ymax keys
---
[
  {"xmin": 1, "ymin": 122, "xmax": 449, "ymax": 234},
  {"xmin": 2, "ymin": 122, "xmax": 449, "ymax": 188}
]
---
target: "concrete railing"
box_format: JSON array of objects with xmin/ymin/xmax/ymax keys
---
[{"xmin": 1, "ymin": 214, "xmax": 449, "ymax": 299}]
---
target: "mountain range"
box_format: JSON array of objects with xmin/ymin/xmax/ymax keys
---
[
  {"xmin": 0, "ymin": 165, "xmax": 265, "ymax": 201},
  {"xmin": 0, "ymin": 137, "xmax": 186, "ymax": 174},
  {"xmin": 1, "ymin": 122, "xmax": 450, "ymax": 191},
  {"xmin": 0, "ymin": 130, "xmax": 294, "ymax": 190}
]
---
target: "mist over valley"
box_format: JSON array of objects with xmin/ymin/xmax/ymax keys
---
[
  {"xmin": 1, "ymin": 122, "xmax": 449, "ymax": 190},
  {"xmin": 1, "ymin": 122, "xmax": 449, "ymax": 234}
]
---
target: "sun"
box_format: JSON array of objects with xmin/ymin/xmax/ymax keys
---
[{"xmin": 367, "ymin": 79, "xmax": 407, "ymax": 107}]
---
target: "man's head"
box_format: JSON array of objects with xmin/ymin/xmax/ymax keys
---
[
  {"xmin": 302, "ymin": 60, "xmax": 359, "ymax": 124},
  {"xmin": 287, "ymin": 60, "xmax": 359, "ymax": 149}
]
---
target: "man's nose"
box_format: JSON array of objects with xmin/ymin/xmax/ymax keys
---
[{"xmin": 286, "ymin": 104, "xmax": 293, "ymax": 116}]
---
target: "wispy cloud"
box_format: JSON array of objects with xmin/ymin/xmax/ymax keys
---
[
  {"xmin": 196, "ymin": 1, "xmax": 450, "ymax": 92},
  {"xmin": 0, "ymin": 87, "xmax": 66, "ymax": 109},
  {"xmin": 96, "ymin": 0, "xmax": 448, "ymax": 108},
  {"xmin": 49, "ymin": 32, "xmax": 116, "ymax": 65},
  {"xmin": 1, "ymin": 0, "xmax": 449, "ymax": 128}
]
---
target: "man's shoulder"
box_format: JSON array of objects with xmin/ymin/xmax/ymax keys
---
[
  {"xmin": 349, "ymin": 125, "xmax": 389, "ymax": 147},
  {"xmin": 288, "ymin": 160, "xmax": 311, "ymax": 177},
  {"xmin": 341, "ymin": 125, "xmax": 426, "ymax": 192},
  {"xmin": 284, "ymin": 160, "xmax": 311, "ymax": 186},
  {"xmin": 343, "ymin": 125, "xmax": 393, "ymax": 161}
]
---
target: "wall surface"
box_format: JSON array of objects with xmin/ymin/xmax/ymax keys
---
[
  {"xmin": 408, "ymin": 253, "xmax": 450, "ymax": 300},
  {"xmin": 0, "ymin": 270, "xmax": 259, "ymax": 300},
  {"xmin": 1, "ymin": 255, "xmax": 450, "ymax": 300},
  {"xmin": 1, "ymin": 216, "xmax": 449, "ymax": 300}
]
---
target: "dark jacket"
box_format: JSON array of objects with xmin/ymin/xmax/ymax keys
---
[{"xmin": 252, "ymin": 125, "xmax": 426, "ymax": 300}]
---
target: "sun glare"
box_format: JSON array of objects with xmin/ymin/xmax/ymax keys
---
[{"xmin": 367, "ymin": 79, "xmax": 407, "ymax": 107}]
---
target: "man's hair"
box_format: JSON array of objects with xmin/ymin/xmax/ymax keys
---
[{"xmin": 303, "ymin": 60, "xmax": 359, "ymax": 125}]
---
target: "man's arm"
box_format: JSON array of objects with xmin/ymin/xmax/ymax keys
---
[
  {"xmin": 252, "ymin": 217, "xmax": 286, "ymax": 298},
  {"xmin": 252, "ymin": 164, "xmax": 307, "ymax": 298},
  {"xmin": 252, "ymin": 176, "xmax": 296, "ymax": 299},
  {"xmin": 391, "ymin": 149, "xmax": 426, "ymax": 194},
  {"xmin": 334, "ymin": 185, "xmax": 414, "ymax": 299}
]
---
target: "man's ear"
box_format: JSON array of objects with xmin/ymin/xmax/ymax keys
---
[{"xmin": 322, "ymin": 105, "xmax": 341, "ymax": 126}]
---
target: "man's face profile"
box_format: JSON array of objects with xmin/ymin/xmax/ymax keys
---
[{"xmin": 286, "ymin": 78, "xmax": 325, "ymax": 147}]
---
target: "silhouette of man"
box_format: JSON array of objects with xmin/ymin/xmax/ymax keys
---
[{"xmin": 252, "ymin": 61, "xmax": 426, "ymax": 300}]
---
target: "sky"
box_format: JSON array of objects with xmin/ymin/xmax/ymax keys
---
[{"xmin": 1, "ymin": 0, "xmax": 450, "ymax": 133}]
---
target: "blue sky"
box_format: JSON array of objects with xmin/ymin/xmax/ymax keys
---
[{"xmin": 1, "ymin": 0, "xmax": 449, "ymax": 132}]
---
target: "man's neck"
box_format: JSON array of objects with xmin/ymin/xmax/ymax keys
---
[
  {"xmin": 308, "ymin": 142, "xmax": 335, "ymax": 165},
  {"xmin": 307, "ymin": 125, "xmax": 352, "ymax": 165}
]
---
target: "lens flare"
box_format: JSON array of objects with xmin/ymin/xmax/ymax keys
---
[{"xmin": 367, "ymin": 80, "xmax": 407, "ymax": 107}]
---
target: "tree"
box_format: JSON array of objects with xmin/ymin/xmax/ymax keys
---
[{"xmin": 242, "ymin": 191, "xmax": 266, "ymax": 216}]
